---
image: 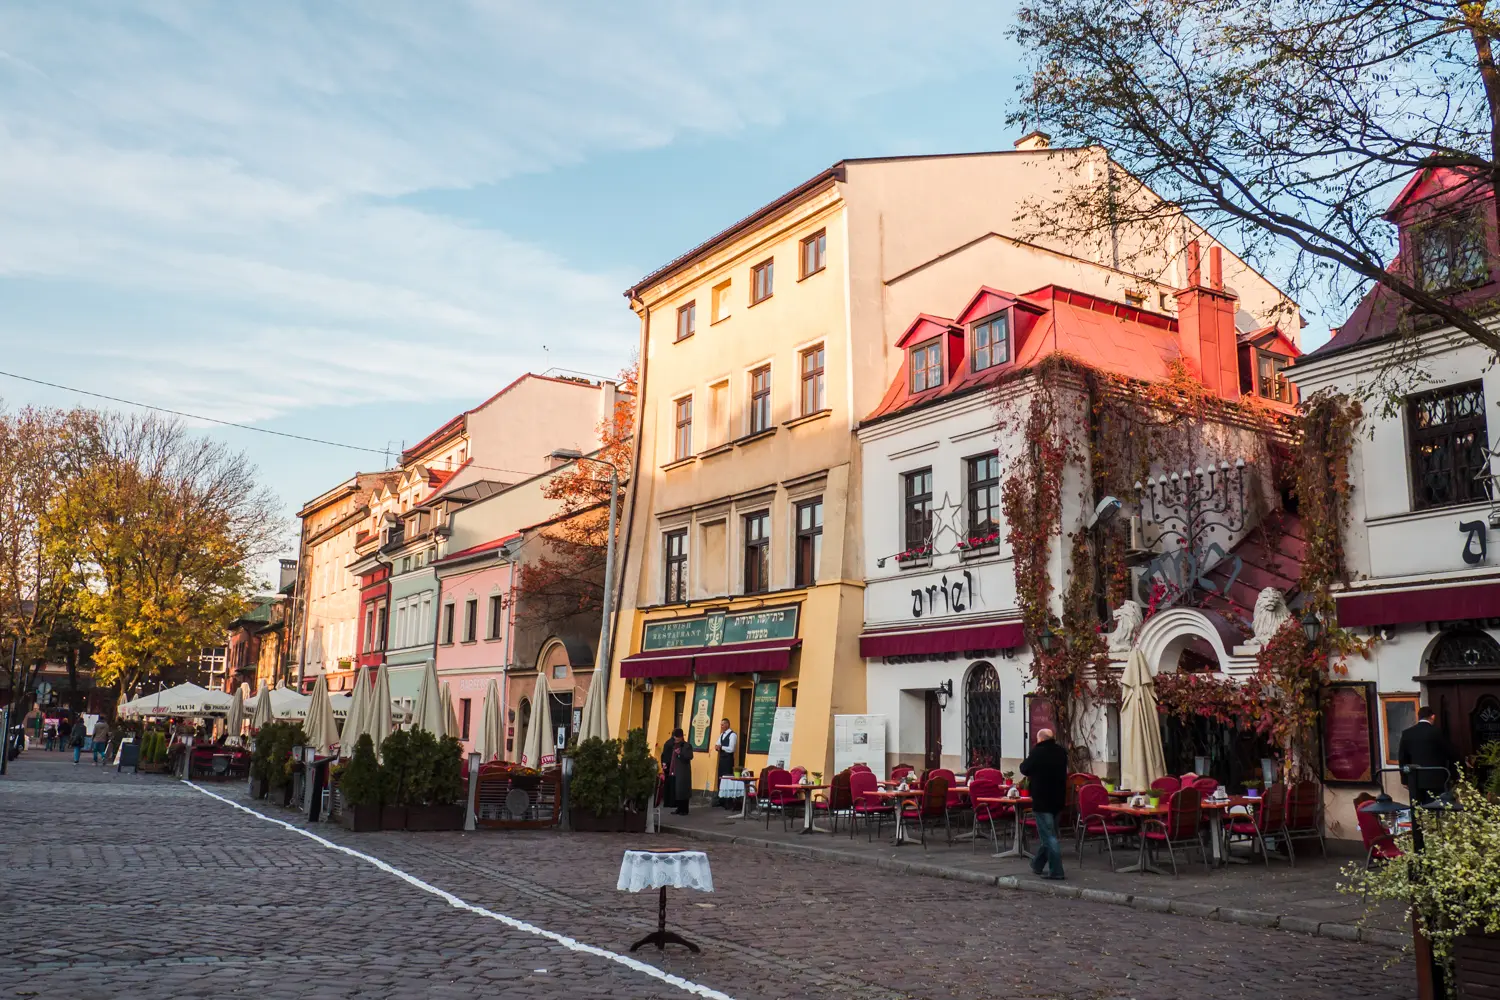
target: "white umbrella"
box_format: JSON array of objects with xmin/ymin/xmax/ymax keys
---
[
  {"xmin": 1120, "ymin": 649, "xmax": 1168, "ymax": 793},
  {"xmin": 518, "ymin": 671, "xmax": 552, "ymax": 768},
  {"xmin": 167, "ymin": 683, "xmax": 232, "ymax": 717},
  {"xmin": 440, "ymin": 681, "xmax": 459, "ymax": 738},
  {"xmin": 225, "ymin": 685, "xmax": 246, "ymax": 740},
  {"xmin": 368, "ymin": 663, "xmax": 393, "ymax": 757},
  {"xmin": 338, "ymin": 668, "xmax": 371, "ymax": 758},
  {"xmin": 409, "ymin": 661, "xmax": 446, "ymax": 738},
  {"xmin": 576, "ymin": 675, "xmax": 609, "ymax": 743},
  {"xmin": 475, "ymin": 678, "xmax": 504, "ymax": 762},
  {"xmin": 248, "ymin": 682, "xmax": 274, "ymax": 732},
  {"xmin": 303, "ymin": 674, "xmax": 338, "ymax": 754}
]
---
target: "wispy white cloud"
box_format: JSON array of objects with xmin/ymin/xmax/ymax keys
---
[{"xmin": 0, "ymin": 1, "xmax": 1006, "ymax": 425}]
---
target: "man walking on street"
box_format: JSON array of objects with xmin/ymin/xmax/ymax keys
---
[
  {"xmin": 1398, "ymin": 706, "xmax": 1456, "ymax": 805},
  {"xmin": 1020, "ymin": 728, "xmax": 1068, "ymax": 881},
  {"xmin": 91, "ymin": 718, "xmax": 111, "ymax": 765}
]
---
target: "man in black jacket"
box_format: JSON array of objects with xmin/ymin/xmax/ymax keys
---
[
  {"xmin": 1398, "ymin": 706, "xmax": 1456, "ymax": 805},
  {"xmin": 1020, "ymin": 728, "xmax": 1069, "ymax": 880}
]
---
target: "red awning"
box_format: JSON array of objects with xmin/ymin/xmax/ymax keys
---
[
  {"xmin": 858, "ymin": 621, "xmax": 1026, "ymax": 659},
  {"xmin": 618, "ymin": 649, "xmax": 696, "ymax": 679},
  {"xmin": 1336, "ymin": 581, "xmax": 1500, "ymax": 628},
  {"xmin": 620, "ymin": 639, "xmax": 801, "ymax": 678},
  {"xmin": 690, "ymin": 638, "xmax": 800, "ymax": 675}
]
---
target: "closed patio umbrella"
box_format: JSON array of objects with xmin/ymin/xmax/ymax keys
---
[
  {"xmin": 368, "ymin": 663, "xmax": 393, "ymax": 757},
  {"xmin": 338, "ymin": 669, "xmax": 370, "ymax": 758},
  {"xmin": 576, "ymin": 674, "xmax": 609, "ymax": 743},
  {"xmin": 304, "ymin": 674, "xmax": 338, "ymax": 754},
  {"xmin": 249, "ymin": 681, "xmax": 274, "ymax": 733},
  {"xmin": 518, "ymin": 671, "xmax": 552, "ymax": 768},
  {"xmin": 440, "ymin": 681, "xmax": 459, "ymax": 739},
  {"xmin": 409, "ymin": 661, "xmax": 446, "ymax": 738},
  {"xmin": 1120, "ymin": 649, "xmax": 1168, "ymax": 793},
  {"xmin": 224, "ymin": 685, "xmax": 246, "ymax": 741},
  {"xmin": 475, "ymin": 678, "xmax": 504, "ymax": 762}
]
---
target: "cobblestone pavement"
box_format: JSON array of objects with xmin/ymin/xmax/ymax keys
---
[{"xmin": 0, "ymin": 754, "xmax": 1416, "ymax": 1000}]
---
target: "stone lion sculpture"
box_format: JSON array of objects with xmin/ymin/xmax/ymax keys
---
[
  {"xmin": 1105, "ymin": 599, "xmax": 1145, "ymax": 653},
  {"xmin": 1252, "ymin": 587, "xmax": 1291, "ymax": 646}
]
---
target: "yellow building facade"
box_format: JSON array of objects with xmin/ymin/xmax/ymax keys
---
[{"xmin": 604, "ymin": 145, "xmax": 1302, "ymax": 797}]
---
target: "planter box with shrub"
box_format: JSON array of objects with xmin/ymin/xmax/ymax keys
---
[
  {"xmin": 342, "ymin": 804, "xmax": 381, "ymax": 832},
  {"xmin": 566, "ymin": 728, "xmax": 660, "ymax": 832}
]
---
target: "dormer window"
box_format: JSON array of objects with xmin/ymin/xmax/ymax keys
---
[
  {"xmin": 971, "ymin": 312, "xmax": 1010, "ymax": 372},
  {"xmin": 910, "ymin": 340, "xmax": 943, "ymax": 392},
  {"xmin": 1255, "ymin": 351, "xmax": 1291, "ymax": 403},
  {"xmin": 1413, "ymin": 206, "xmax": 1489, "ymax": 292}
]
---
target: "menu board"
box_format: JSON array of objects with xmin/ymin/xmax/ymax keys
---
[
  {"xmin": 834, "ymin": 715, "xmax": 886, "ymax": 774},
  {"xmin": 746, "ymin": 681, "xmax": 779, "ymax": 754},
  {"xmin": 688, "ymin": 682, "xmax": 717, "ymax": 752},
  {"xmin": 1380, "ymin": 696, "xmax": 1417, "ymax": 765},
  {"xmin": 1026, "ymin": 695, "xmax": 1059, "ymax": 748},
  {"xmin": 767, "ymin": 707, "xmax": 796, "ymax": 769},
  {"xmin": 1321, "ymin": 682, "xmax": 1378, "ymax": 785}
]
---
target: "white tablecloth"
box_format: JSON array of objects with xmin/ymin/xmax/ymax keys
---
[
  {"xmin": 617, "ymin": 850, "xmax": 714, "ymax": 893},
  {"xmin": 717, "ymin": 777, "xmax": 745, "ymax": 799}
]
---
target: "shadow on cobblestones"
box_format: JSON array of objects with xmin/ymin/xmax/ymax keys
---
[{"xmin": 1, "ymin": 754, "xmax": 1416, "ymax": 1000}]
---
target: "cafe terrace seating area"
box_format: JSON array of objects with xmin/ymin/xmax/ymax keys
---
[{"xmin": 686, "ymin": 763, "xmax": 1406, "ymax": 935}]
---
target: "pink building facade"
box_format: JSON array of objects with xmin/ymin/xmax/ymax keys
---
[{"xmin": 432, "ymin": 536, "xmax": 518, "ymax": 756}]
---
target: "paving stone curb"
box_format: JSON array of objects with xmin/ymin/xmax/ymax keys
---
[{"xmin": 660, "ymin": 823, "xmax": 1401, "ymax": 950}]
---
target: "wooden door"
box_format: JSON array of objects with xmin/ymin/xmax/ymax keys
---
[{"xmin": 924, "ymin": 690, "xmax": 942, "ymax": 770}]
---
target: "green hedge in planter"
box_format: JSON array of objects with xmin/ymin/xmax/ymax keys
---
[
  {"xmin": 341, "ymin": 734, "xmax": 381, "ymax": 807},
  {"xmin": 568, "ymin": 728, "xmax": 660, "ymax": 825}
]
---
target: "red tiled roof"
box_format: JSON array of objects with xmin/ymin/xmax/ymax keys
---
[{"xmin": 865, "ymin": 284, "xmax": 1187, "ymax": 424}]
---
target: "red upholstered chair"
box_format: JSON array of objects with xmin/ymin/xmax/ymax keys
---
[
  {"xmin": 1283, "ymin": 780, "xmax": 1326, "ymax": 859},
  {"xmin": 1078, "ymin": 772, "xmax": 1104, "ymax": 785},
  {"xmin": 1192, "ymin": 777, "xmax": 1219, "ymax": 796},
  {"xmin": 1356, "ymin": 803, "xmax": 1403, "ymax": 870},
  {"xmin": 890, "ymin": 763, "xmax": 915, "ymax": 784},
  {"xmin": 1226, "ymin": 782, "xmax": 1292, "ymax": 867},
  {"xmin": 850, "ymin": 763, "xmax": 873, "ymax": 775},
  {"xmin": 927, "ymin": 768, "xmax": 962, "ymax": 809},
  {"xmin": 1179, "ymin": 773, "xmax": 1199, "ymax": 787},
  {"xmin": 764, "ymin": 768, "xmax": 801, "ymax": 831},
  {"xmin": 901, "ymin": 776, "xmax": 952, "ymax": 849},
  {"xmin": 1075, "ymin": 782, "xmax": 1135, "ymax": 867},
  {"xmin": 850, "ymin": 768, "xmax": 893, "ymax": 841},
  {"xmin": 789, "ymin": 766, "xmax": 807, "ymax": 784},
  {"xmin": 1141, "ymin": 787, "xmax": 1209, "ymax": 875},
  {"xmin": 1151, "ymin": 776, "xmax": 1181, "ymax": 796},
  {"xmin": 967, "ymin": 777, "xmax": 1012, "ymax": 852},
  {"xmin": 813, "ymin": 769, "xmax": 854, "ymax": 834},
  {"xmin": 971, "ymin": 767, "xmax": 1003, "ymax": 786}
]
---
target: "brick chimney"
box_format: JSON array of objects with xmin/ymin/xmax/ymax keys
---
[{"xmin": 1174, "ymin": 241, "xmax": 1240, "ymax": 399}]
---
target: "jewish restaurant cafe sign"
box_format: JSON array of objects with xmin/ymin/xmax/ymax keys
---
[{"xmin": 621, "ymin": 606, "xmax": 801, "ymax": 679}]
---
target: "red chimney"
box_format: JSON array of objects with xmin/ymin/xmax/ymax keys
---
[{"xmin": 1175, "ymin": 241, "xmax": 1240, "ymax": 400}]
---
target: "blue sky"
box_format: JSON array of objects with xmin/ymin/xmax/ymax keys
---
[{"xmin": 0, "ymin": 2, "xmax": 1334, "ymax": 575}]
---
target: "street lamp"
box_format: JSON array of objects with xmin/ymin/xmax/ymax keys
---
[
  {"xmin": 935, "ymin": 679, "xmax": 953, "ymax": 711},
  {"xmin": 1038, "ymin": 623, "xmax": 1059, "ymax": 655},
  {"xmin": 1300, "ymin": 609, "xmax": 1323, "ymax": 645}
]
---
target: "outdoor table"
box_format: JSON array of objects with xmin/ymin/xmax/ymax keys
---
[
  {"xmin": 617, "ymin": 848, "xmax": 713, "ymax": 953},
  {"xmin": 1098, "ymin": 802, "xmax": 1169, "ymax": 874},
  {"xmin": 789, "ymin": 783, "xmax": 828, "ymax": 834},
  {"xmin": 976, "ymin": 794, "xmax": 1032, "ymax": 858},
  {"xmin": 724, "ymin": 775, "xmax": 759, "ymax": 820},
  {"xmin": 869, "ymin": 788, "xmax": 924, "ymax": 845}
]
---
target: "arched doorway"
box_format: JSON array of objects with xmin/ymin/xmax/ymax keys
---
[
  {"xmin": 1424, "ymin": 627, "xmax": 1500, "ymax": 762},
  {"xmin": 964, "ymin": 662, "xmax": 1004, "ymax": 769}
]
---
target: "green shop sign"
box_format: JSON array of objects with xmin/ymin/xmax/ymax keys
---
[{"xmin": 641, "ymin": 605, "xmax": 799, "ymax": 651}]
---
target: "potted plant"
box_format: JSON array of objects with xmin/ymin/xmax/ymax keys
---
[
  {"xmin": 265, "ymin": 721, "xmax": 307, "ymax": 808},
  {"xmin": 339, "ymin": 734, "xmax": 382, "ymax": 832},
  {"xmin": 620, "ymin": 728, "xmax": 659, "ymax": 833},
  {"xmin": 568, "ymin": 736, "xmax": 625, "ymax": 832},
  {"xmin": 248, "ymin": 723, "xmax": 277, "ymax": 798},
  {"xmin": 378, "ymin": 729, "xmax": 414, "ymax": 830},
  {"xmin": 1342, "ymin": 776, "xmax": 1500, "ymax": 994},
  {"xmin": 406, "ymin": 732, "xmax": 465, "ymax": 831}
]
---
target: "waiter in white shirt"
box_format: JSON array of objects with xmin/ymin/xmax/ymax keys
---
[{"xmin": 713, "ymin": 718, "xmax": 739, "ymax": 808}]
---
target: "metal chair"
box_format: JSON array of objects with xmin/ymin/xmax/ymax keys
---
[
  {"xmin": 1282, "ymin": 780, "xmax": 1326, "ymax": 859},
  {"xmin": 1141, "ymin": 787, "xmax": 1209, "ymax": 875}
]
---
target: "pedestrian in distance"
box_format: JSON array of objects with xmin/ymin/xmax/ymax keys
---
[
  {"xmin": 44, "ymin": 721, "xmax": 57, "ymax": 752},
  {"xmin": 68, "ymin": 717, "xmax": 88, "ymax": 765},
  {"xmin": 91, "ymin": 718, "xmax": 111, "ymax": 765},
  {"xmin": 661, "ymin": 728, "xmax": 695, "ymax": 816},
  {"xmin": 1019, "ymin": 727, "xmax": 1069, "ymax": 881},
  {"xmin": 1398, "ymin": 705, "xmax": 1457, "ymax": 805}
]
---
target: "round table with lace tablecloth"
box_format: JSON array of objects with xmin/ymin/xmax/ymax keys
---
[{"xmin": 617, "ymin": 848, "xmax": 713, "ymax": 953}]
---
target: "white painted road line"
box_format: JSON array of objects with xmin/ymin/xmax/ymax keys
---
[{"xmin": 185, "ymin": 781, "xmax": 735, "ymax": 1000}]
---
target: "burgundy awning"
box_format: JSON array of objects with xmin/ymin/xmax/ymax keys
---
[
  {"xmin": 859, "ymin": 621, "xmax": 1026, "ymax": 658},
  {"xmin": 1337, "ymin": 581, "xmax": 1500, "ymax": 628},
  {"xmin": 619, "ymin": 650, "xmax": 696, "ymax": 679},
  {"xmin": 691, "ymin": 638, "xmax": 800, "ymax": 675}
]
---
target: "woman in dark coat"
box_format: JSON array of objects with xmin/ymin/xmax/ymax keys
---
[{"xmin": 660, "ymin": 728, "xmax": 695, "ymax": 816}]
